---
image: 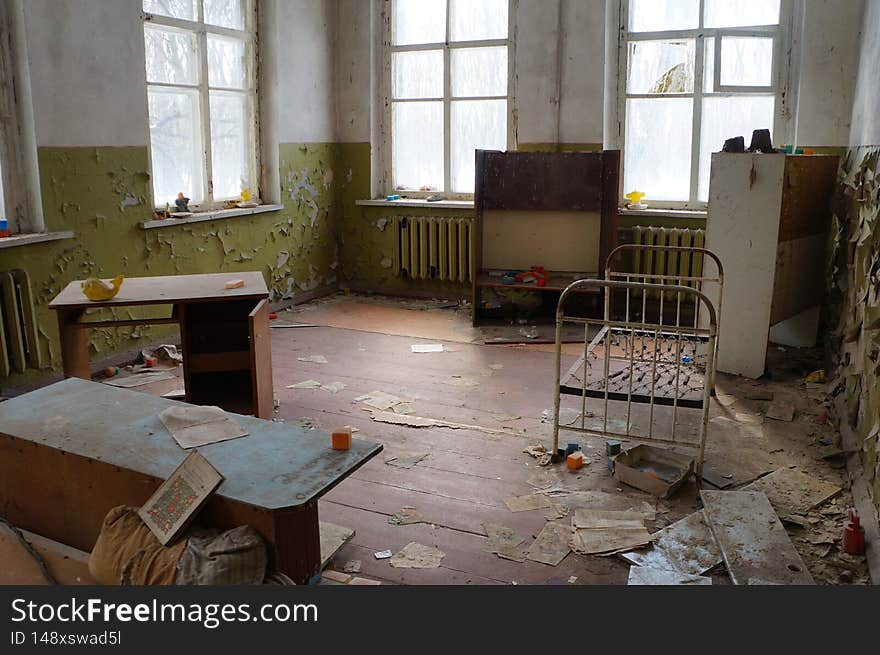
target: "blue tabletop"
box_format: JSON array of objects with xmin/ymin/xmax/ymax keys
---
[{"xmin": 0, "ymin": 378, "xmax": 382, "ymax": 510}]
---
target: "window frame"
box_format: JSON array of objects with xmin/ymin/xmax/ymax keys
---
[
  {"xmin": 142, "ymin": 0, "xmax": 260, "ymax": 211},
  {"xmin": 613, "ymin": 0, "xmax": 795, "ymax": 209},
  {"xmin": 380, "ymin": 0, "xmax": 516, "ymax": 200}
]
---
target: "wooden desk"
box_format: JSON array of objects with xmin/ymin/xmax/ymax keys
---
[
  {"xmin": 49, "ymin": 272, "xmax": 274, "ymax": 418},
  {"xmin": 0, "ymin": 378, "xmax": 382, "ymax": 584}
]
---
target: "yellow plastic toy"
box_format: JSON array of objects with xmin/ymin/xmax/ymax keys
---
[
  {"xmin": 625, "ymin": 191, "xmax": 647, "ymax": 208},
  {"xmin": 81, "ymin": 275, "xmax": 124, "ymax": 301}
]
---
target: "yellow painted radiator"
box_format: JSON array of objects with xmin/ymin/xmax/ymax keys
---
[
  {"xmin": 631, "ymin": 226, "xmax": 705, "ymax": 278},
  {"xmin": 392, "ymin": 217, "xmax": 473, "ymax": 283},
  {"xmin": 0, "ymin": 269, "xmax": 42, "ymax": 376}
]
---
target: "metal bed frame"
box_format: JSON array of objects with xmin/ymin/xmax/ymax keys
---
[{"xmin": 551, "ymin": 245, "xmax": 723, "ymax": 478}]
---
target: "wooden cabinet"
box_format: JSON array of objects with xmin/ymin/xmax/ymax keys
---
[{"xmin": 705, "ymin": 153, "xmax": 839, "ymax": 377}]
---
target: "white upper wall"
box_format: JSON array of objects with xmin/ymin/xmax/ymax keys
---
[
  {"xmin": 851, "ymin": 0, "xmax": 880, "ymax": 146},
  {"xmin": 335, "ymin": 0, "xmax": 371, "ymax": 143},
  {"xmin": 796, "ymin": 0, "xmax": 864, "ymax": 147},
  {"xmin": 24, "ymin": 0, "xmax": 149, "ymax": 147},
  {"xmin": 275, "ymin": 0, "xmax": 337, "ymax": 143},
  {"xmin": 514, "ymin": 0, "xmax": 606, "ymax": 145}
]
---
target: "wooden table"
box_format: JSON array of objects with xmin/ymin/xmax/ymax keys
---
[
  {"xmin": 0, "ymin": 378, "xmax": 382, "ymax": 584},
  {"xmin": 49, "ymin": 272, "xmax": 274, "ymax": 418}
]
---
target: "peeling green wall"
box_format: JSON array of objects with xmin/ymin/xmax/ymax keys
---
[
  {"xmin": 334, "ymin": 141, "xmax": 707, "ymax": 296},
  {"xmin": 0, "ymin": 143, "xmax": 340, "ymax": 388},
  {"xmin": 827, "ymin": 146, "xmax": 880, "ymax": 513}
]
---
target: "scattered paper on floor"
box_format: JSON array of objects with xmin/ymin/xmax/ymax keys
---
[
  {"xmin": 503, "ymin": 494, "xmax": 552, "ymax": 512},
  {"xmin": 385, "ymin": 453, "xmax": 428, "ymax": 469},
  {"xmin": 627, "ymin": 566, "xmax": 711, "ymax": 585},
  {"xmin": 355, "ymin": 390, "xmax": 408, "ymax": 411},
  {"xmin": 297, "ymin": 355, "xmax": 328, "ymax": 364},
  {"xmin": 569, "ymin": 509, "xmax": 653, "ymax": 556},
  {"xmin": 572, "ymin": 509, "xmax": 645, "ymax": 530},
  {"xmin": 523, "ymin": 444, "xmax": 552, "ymax": 466},
  {"xmin": 287, "ymin": 380, "xmax": 323, "ymax": 389},
  {"xmin": 482, "ymin": 523, "xmax": 528, "ymax": 562},
  {"xmin": 411, "ymin": 344, "xmax": 444, "ymax": 353},
  {"xmin": 158, "ymin": 405, "xmax": 248, "ymax": 449},
  {"xmin": 526, "ymin": 523, "xmax": 571, "ymax": 566},
  {"xmin": 619, "ymin": 510, "xmax": 722, "ymax": 576},
  {"xmin": 389, "ymin": 542, "xmax": 445, "ymax": 569}
]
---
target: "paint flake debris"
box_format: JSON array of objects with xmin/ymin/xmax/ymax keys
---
[
  {"xmin": 388, "ymin": 507, "xmax": 424, "ymax": 525},
  {"xmin": 389, "ymin": 542, "xmax": 445, "ymax": 569}
]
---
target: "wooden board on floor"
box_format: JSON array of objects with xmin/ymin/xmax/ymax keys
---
[
  {"xmin": 741, "ymin": 467, "xmax": 841, "ymax": 516},
  {"xmin": 701, "ymin": 490, "xmax": 814, "ymax": 585}
]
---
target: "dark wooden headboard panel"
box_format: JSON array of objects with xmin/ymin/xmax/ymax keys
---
[{"xmin": 473, "ymin": 149, "xmax": 621, "ymax": 276}]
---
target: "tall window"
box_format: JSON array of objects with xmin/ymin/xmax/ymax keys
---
[
  {"xmin": 143, "ymin": 0, "xmax": 259, "ymax": 208},
  {"xmin": 0, "ymin": 0, "xmax": 42, "ymax": 234},
  {"xmin": 386, "ymin": 0, "xmax": 511, "ymax": 196},
  {"xmin": 620, "ymin": 0, "xmax": 788, "ymax": 206}
]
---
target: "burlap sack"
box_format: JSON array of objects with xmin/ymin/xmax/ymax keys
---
[{"xmin": 88, "ymin": 506, "xmax": 186, "ymax": 585}]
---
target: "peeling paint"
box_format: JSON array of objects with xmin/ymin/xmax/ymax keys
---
[{"xmin": 0, "ymin": 143, "xmax": 343, "ymax": 387}]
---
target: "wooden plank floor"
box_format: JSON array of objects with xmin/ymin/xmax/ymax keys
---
[
  {"xmin": 26, "ymin": 294, "xmax": 863, "ymax": 585},
  {"xmin": 267, "ymin": 319, "xmax": 704, "ymax": 585}
]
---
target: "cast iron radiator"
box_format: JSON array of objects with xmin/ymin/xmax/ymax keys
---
[{"xmin": 392, "ymin": 216, "xmax": 473, "ymax": 283}]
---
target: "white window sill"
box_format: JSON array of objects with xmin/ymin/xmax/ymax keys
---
[
  {"xmin": 619, "ymin": 207, "xmax": 707, "ymax": 219},
  {"xmin": 356, "ymin": 198, "xmax": 474, "ymax": 210},
  {"xmin": 0, "ymin": 231, "xmax": 75, "ymax": 249},
  {"xmin": 139, "ymin": 203, "xmax": 284, "ymax": 230}
]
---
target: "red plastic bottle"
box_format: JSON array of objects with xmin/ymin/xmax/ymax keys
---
[{"xmin": 843, "ymin": 509, "xmax": 866, "ymax": 555}]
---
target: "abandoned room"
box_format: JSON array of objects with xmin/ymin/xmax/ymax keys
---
[{"xmin": 0, "ymin": 0, "xmax": 877, "ymax": 590}]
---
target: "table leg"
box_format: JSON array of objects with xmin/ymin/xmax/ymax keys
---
[
  {"xmin": 271, "ymin": 501, "xmax": 322, "ymax": 584},
  {"xmin": 56, "ymin": 308, "xmax": 90, "ymax": 379}
]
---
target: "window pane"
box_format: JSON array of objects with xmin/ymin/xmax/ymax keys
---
[
  {"xmin": 210, "ymin": 91, "xmax": 251, "ymax": 200},
  {"xmin": 143, "ymin": 0, "xmax": 196, "ymax": 21},
  {"xmin": 703, "ymin": 37, "xmax": 715, "ymax": 92},
  {"xmin": 698, "ymin": 95, "xmax": 774, "ymax": 201},
  {"xmin": 144, "ymin": 25, "xmax": 198, "ymax": 85},
  {"xmin": 629, "ymin": 0, "xmax": 698, "ymax": 32},
  {"xmin": 204, "ymin": 0, "xmax": 245, "ymax": 30},
  {"xmin": 624, "ymin": 98, "xmax": 692, "ymax": 202},
  {"xmin": 393, "ymin": 0, "xmax": 446, "ymax": 46},
  {"xmin": 392, "ymin": 101, "xmax": 443, "ymax": 191},
  {"xmin": 451, "ymin": 46, "xmax": 507, "ymax": 97},
  {"xmin": 705, "ymin": 0, "xmax": 780, "ymax": 27},
  {"xmin": 720, "ymin": 37, "xmax": 774, "ymax": 86},
  {"xmin": 148, "ymin": 88, "xmax": 204, "ymax": 205},
  {"xmin": 450, "ymin": 0, "xmax": 508, "ymax": 41},
  {"xmin": 451, "ymin": 99, "xmax": 506, "ymax": 193},
  {"xmin": 208, "ymin": 35, "xmax": 246, "ymax": 89},
  {"xmin": 392, "ymin": 50, "xmax": 443, "ymax": 99},
  {"xmin": 627, "ymin": 40, "xmax": 694, "ymax": 94}
]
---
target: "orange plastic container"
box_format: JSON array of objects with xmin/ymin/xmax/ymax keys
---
[{"xmin": 332, "ymin": 427, "xmax": 352, "ymax": 451}]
